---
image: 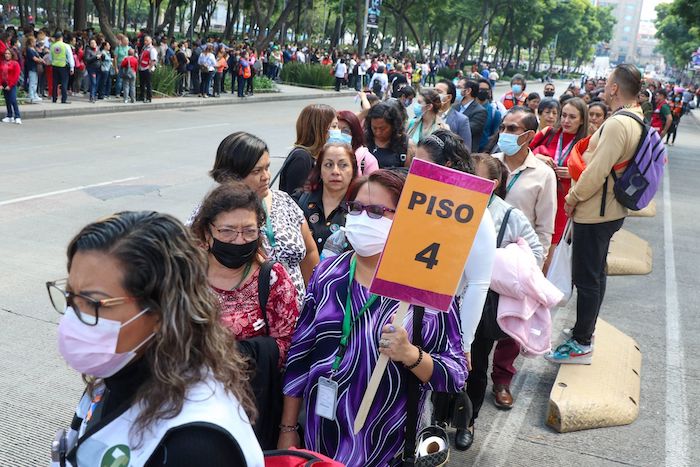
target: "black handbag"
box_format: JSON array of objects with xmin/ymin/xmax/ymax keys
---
[
  {"xmin": 403, "ymin": 307, "xmax": 450, "ymax": 467},
  {"xmin": 475, "ymin": 207, "xmax": 514, "ymax": 341}
]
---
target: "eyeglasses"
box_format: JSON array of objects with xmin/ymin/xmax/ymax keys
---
[
  {"xmin": 342, "ymin": 200, "xmax": 396, "ymax": 219},
  {"xmin": 499, "ymin": 124, "xmax": 526, "ymax": 134},
  {"xmin": 46, "ymin": 279, "xmax": 137, "ymax": 326},
  {"xmin": 210, "ymin": 224, "xmax": 261, "ymax": 242}
]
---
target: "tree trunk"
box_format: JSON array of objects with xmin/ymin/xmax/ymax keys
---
[
  {"xmin": 92, "ymin": 0, "xmax": 118, "ymax": 46},
  {"xmin": 254, "ymin": 0, "xmax": 296, "ymax": 53},
  {"xmin": 355, "ymin": 0, "xmax": 363, "ymax": 52},
  {"xmin": 454, "ymin": 22, "xmax": 464, "ymax": 58},
  {"xmin": 155, "ymin": 0, "xmax": 180, "ymax": 34},
  {"xmin": 74, "ymin": 0, "xmax": 87, "ymax": 31},
  {"xmin": 187, "ymin": 0, "xmax": 206, "ymax": 38}
]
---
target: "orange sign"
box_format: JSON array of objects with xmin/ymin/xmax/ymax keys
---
[{"xmin": 370, "ymin": 159, "xmax": 494, "ymax": 310}]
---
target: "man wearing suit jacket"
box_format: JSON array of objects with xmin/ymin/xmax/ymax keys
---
[
  {"xmin": 456, "ymin": 78, "xmax": 487, "ymax": 153},
  {"xmin": 436, "ymin": 79, "xmax": 472, "ymax": 151}
]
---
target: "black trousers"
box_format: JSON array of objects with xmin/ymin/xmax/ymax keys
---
[
  {"xmin": 335, "ymin": 76, "xmax": 343, "ymax": 91},
  {"xmin": 139, "ymin": 70, "xmax": 152, "ymax": 101},
  {"xmin": 571, "ymin": 218, "xmax": 624, "ymax": 345},
  {"xmin": 465, "ymin": 325, "xmax": 499, "ymax": 425},
  {"xmin": 52, "ymin": 65, "xmax": 69, "ymax": 103}
]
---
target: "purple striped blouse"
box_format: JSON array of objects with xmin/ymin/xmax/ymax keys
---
[{"xmin": 283, "ymin": 252, "xmax": 467, "ymax": 466}]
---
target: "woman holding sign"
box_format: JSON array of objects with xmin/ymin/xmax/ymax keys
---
[
  {"xmin": 279, "ymin": 170, "xmax": 467, "ymax": 466},
  {"xmin": 413, "ymin": 130, "xmax": 497, "ymax": 451}
]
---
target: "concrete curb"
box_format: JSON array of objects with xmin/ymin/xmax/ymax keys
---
[{"xmin": 18, "ymin": 89, "xmax": 357, "ymax": 120}]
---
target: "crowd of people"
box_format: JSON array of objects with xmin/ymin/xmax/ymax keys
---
[{"xmin": 43, "ymin": 61, "xmax": 662, "ymax": 466}]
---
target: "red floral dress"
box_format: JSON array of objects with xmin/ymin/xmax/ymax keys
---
[{"xmin": 212, "ymin": 263, "xmax": 299, "ymax": 367}]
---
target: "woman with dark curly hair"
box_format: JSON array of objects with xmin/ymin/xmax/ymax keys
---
[
  {"xmin": 364, "ymin": 101, "xmax": 414, "ymax": 169},
  {"xmin": 48, "ymin": 211, "xmax": 263, "ymax": 466}
]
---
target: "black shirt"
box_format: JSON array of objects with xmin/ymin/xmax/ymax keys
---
[
  {"xmin": 175, "ymin": 51, "xmax": 187, "ymax": 73},
  {"xmin": 371, "ymin": 146, "xmax": 406, "ymax": 169},
  {"xmin": 279, "ymin": 147, "xmax": 314, "ymax": 197},
  {"xmin": 69, "ymin": 358, "xmax": 248, "ymax": 466},
  {"xmin": 389, "ymin": 72, "xmax": 408, "ymax": 97},
  {"xmin": 299, "ymin": 188, "xmax": 347, "ymax": 252}
]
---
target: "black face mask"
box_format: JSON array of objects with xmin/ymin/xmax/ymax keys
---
[
  {"xmin": 209, "ymin": 237, "xmax": 258, "ymax": 269},
  {"xmin": 477, "ymin": 90, "xmax": 490, "ymax": 101},
  {"xmin": 544, "ymin": 91, "xmax": 555, "ymax": 97}
]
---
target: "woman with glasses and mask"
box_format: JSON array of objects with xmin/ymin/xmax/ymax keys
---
[
  {"xmin": 48, "ymin": 211, "xmax": 263, "ymax": 466},
  {"xmin": 279, "ymin": 170, "xmax": 467, "ymax": 466},
  {"xmin": 192, "ymin": 182, "xmax": 299, "ymax": 450},
  {"xmin": 190, "ymin": 131, "xmax": 319, "ymax": 309},
  {"xmin": 413, "ymin": 130, "xmax": 496, "ymax": 451},
  {"xmin": 298, "ymin": 142, "xmax": 358, "ymax": 254}
]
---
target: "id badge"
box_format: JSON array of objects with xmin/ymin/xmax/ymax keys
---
[{"xmin": 315, "ymin": 377, "xmax": 339, "ymax": 421}]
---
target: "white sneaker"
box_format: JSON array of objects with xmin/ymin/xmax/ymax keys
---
[
  {"xmin": 14, "ymin": 118, "xmax": 22, "ymax": 125},
  {"xmin": 1, "ymin": 117, "xmax": 14, "ymax": 123}
]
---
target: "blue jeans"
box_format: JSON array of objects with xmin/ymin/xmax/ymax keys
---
[
  {"xmin": 28, "ymin": 70, "xmax": 38, "ymax": 100},
  {"xmin": 3, "ymin": 86, "xmax": 20, "ymax": 118},
  {"xmin": 115, "ymin": 72, "xmax": 122, "ymax": 96},
  {"xmin": 88, "ymin": 69, "xmax": 99, "ymax": 99},
  {"xmin": 98, "ymin": 69, "xmax": 110, "ymax": 97}
]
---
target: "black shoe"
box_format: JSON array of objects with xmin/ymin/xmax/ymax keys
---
[{"xmin": 454, "ymin": 426, "xmax": 474, "ymax": 451}]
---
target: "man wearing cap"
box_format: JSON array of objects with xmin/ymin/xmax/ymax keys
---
[{"xmin": 50, "ymin": 31, "xmax": 74, "ymax": 104}]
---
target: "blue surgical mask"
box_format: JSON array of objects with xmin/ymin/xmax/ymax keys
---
[
  {"xmin": 512, "ymin": 84, "xmax": 523, "ymax": 94},
  {"xmin": 328, "ymin": 129, "xmax": 342, "ymax": 142},
  {"xmin": 498, "ymin": 132, "xmax": 527, "ymax": 156},
  {"xmin": 403, "ymin": 99, "xmax": 413, "ymax": 108},
  {"xmin": 455, "ymin": 89, "xmax": 463, "ymax": 102},
  {"xmin": 412, "ymin": 102, "xmax": 424, "ymax": 118},
  {"xmin": 338, "ymin": 132, "xmax": 353, "ymax": 145}
]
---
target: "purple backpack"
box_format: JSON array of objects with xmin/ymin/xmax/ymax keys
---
[{"xmin": 609, "ymin": 111, "xmax": 667, "ymax": 211}]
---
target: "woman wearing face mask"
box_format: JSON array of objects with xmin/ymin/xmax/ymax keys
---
[
  {"xmin": 278, "ymin": 103, "xmax": 338, "ymax": 197},
  {"xmin": 406, "ymin": 88, "xmax": 448, "ymax": 144},
  {"xmin": 298, "ymin": 142, "xmax": 358, "ymax": 253},
  {"xmin": 365, "ymin": 101, "xmax": 414, "ymax": 169},
  {"xmin": 537, "ymin": 98, "xmax": 560, "ymax": 131},
  {"xmin": 413, "ymin": 130, "xmax": 497, "ymax": 451},
  {"xmin": 48, "ymin": 211, "xmax": 263, "ymax": 466},
  {"xmin": 587, "ymin": 102, "xmax": 609, "ymax": 134},
  {"xmin": 337, "ymin": 109, "xmax": 379, "ymax": 175},
  {"xmin": 279, "ymin": 170, "xmax": 467, "ymax": 465},
  {"xmin": 190, "ymin": 131, "xmax": 319, "ymax": 309},
  {"xmin": 192, "ymin": 183, "xmax": 299, "ymax": 450},
  {"xmin": 530, "ymin": 97, "xmax": 588, "ymax": 268}
]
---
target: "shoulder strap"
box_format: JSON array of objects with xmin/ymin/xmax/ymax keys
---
[
  {"xmin": 544, "ymin": 127, "xmax": 556, "ymax": 146},
  {"xmin": 257, "ymin": 261, "xmax": 277, "ymax": 333},
  {"xmin": 298, "ymin": 191, "xmax": 311, "ymax": 209},
  {"xmin": 497, "ymin": 207, "xmax": 514, "ymax": 247},
  {"xmin": 403, "ymin": 306, "xmax": 425, "ymax": 465}
]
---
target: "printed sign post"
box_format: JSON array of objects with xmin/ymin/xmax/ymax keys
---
[{"xmin": 353, "ymin": 158, "xmax": 494, "ymax": 434}]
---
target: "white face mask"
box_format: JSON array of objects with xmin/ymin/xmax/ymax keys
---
[
  {"xmin": 342, "ymin": 211, "xmax": 393, "ymax": 257},
  {"xmin": 58, "ymin": 306, "xmax": 154, "ymax": 378}
]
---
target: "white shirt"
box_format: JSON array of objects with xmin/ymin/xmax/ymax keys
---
[
  {"xmin": 296, "ymin": 50, "xmax": 305, "ymax": 63},
  {"xmin": 334, "ymin": 62, "xmax": 348, "ymax": 78}
]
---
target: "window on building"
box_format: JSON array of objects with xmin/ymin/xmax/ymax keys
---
[
  {"xmin": 624, "ymin": 15, "xmax": 633, "ymax": 21},
  {"xmin": 623, "ymin": 26, "xmax": 631, "ymax": 32}
]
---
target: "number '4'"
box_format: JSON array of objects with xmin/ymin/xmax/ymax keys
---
[{"xmin": 415, "ymin": 243, "xmax": 440, "ymax": 269}]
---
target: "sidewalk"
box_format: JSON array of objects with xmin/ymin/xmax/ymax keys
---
[{"xmin": 15, "ymin": 84, "xmax": 356, "ymax": 120}]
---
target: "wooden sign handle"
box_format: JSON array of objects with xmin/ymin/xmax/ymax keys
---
[{"xmin": 353, "ymin": 301, "xmax": 411, "ymax": 434}]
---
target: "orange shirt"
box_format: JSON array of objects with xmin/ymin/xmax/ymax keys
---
[{"xmin": 216, "ymin": 57, "xmax": 228, "ymax": 73}]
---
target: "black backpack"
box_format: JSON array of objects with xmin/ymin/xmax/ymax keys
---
[{"xmin": 372, "ymin": 78, "xmax": 383, "ymax": 98}]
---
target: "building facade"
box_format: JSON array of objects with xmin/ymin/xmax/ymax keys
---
[{"xmin": 595, "ymin": 0, "xmax": 644, "ymax": 64}]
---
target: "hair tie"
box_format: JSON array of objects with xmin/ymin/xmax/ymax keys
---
[{"xmin": 426, "ymin": 134, "xmax": 445, "ymax": 149}]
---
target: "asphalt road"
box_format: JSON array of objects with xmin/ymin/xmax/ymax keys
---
[{"xmin": 0, "ymin": 80, "xmax": 697, "ymax": 466}]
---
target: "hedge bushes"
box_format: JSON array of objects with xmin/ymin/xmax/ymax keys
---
[
  {"xmin": 151, "ymin": 66, "xmax": 178, "ymax": 96},
  {"xmin": 280, "ymin": 62, "xmax": 335, "ymax": 88}
]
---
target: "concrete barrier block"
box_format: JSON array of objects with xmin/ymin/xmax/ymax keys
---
[
  {"xmin": 546, "ymin": 319, "xmax": 641, "ymax": 433},
  {"xmin": 606, "ymin": 229, "xmax": 652, "ymax": 276}
]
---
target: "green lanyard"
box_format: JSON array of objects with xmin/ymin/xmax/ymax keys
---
[
  {"xmin": 261, "ymin": 199, "xmax": 277, "ymax": 248},
  {"xmin": 506, "ymin": 171, "xmax": 522, "ymax": 193},
  {"xmin": 331, "ymin": 255, "xmax": 379, "ymax": 373}
]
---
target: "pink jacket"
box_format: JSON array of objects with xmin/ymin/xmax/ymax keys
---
[{"xmin": 490, "ymin": 238, "xmax": 563, "ymax": 356}]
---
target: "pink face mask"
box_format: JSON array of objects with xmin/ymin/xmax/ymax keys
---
[{"xmin": 57, "ymin": 306, "xmax": 154, "ymax": 378}]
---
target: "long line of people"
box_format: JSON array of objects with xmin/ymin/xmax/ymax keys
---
[{"xmin": 47, "ymin": 64, "xmax": 658, "ymax": 466}]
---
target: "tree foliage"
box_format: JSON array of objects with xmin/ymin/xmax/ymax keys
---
[{"xmin": 654, "ymin": 0, "xmax": 700, "ymax": 69}]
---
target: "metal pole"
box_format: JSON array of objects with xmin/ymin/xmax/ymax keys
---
[{"xmin": 360, "ymin": 0, "xmax": 369, "ymax": 56}]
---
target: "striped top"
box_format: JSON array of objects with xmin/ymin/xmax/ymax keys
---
[{"xmin": 283, "ymin": 252, "xmax": 466, "ymax": 466}]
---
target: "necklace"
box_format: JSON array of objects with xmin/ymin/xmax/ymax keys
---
[{"xmin": 229, "ymin": 262, "xmax": 253, "ymax": 290}]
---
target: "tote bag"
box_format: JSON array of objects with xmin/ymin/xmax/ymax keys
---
[{"xmin": 546, "ymin": 219, "xmax": 573, "ymax": 306}]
